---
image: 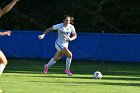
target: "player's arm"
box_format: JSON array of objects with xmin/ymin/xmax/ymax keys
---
[
  {"xmin": 0, "ymin": 31, "xmax": 11, "ymax": 36},
  {"xmin": 0, "ymin": 0, "xmax": 20, "ymax": 17},
  {"xmin": 38, "ymin": 27, "xmax": 54, "ymax": 40},
  {"xmin": 68, "ymin": 32, "xmax": 77, "ymax": 41}
]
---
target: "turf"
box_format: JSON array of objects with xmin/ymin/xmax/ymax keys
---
[{"xmin": 0, "ymin": 58, "xmax": 140, "ymax": 93}]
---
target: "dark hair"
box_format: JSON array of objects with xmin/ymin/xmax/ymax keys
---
[{"xmin": 63, "ymin": 15, "xmax": 74, "ymax": 24}]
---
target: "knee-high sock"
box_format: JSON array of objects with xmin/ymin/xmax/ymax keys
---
[
  {"xmin": 47, "ymin": 58, "xmax": 56, "ymax": 67},
  {"xmin": 66, "ymin": 58, "xmax": 72, "ymax": 70},
  {"xmin": 0, "ymin": 63, "xmax": 6, "ymax": 76}
]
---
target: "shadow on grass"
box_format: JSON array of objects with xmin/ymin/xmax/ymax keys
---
[
  {"xmin": 32, "ymin": 75, "xmax": 93, "ymax": 79},
  {"xmin": 26, "ymin": 78, "xmax": 140, "ymax": 87},
  {"xmin": 94, "ymin": 82, "xmax": 140, "ymax": 87},
  {"xmin": 5, "ymin": 58, "xmax": 140, "ymax": 78},
  {"xmin": 3, "ymin": 58, "xmax": 140, "ymax": 87},
  {"xmin": 30, "ymin": 74, "xmax": 140, "ymax": 83}
]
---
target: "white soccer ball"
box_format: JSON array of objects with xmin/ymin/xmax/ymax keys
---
[{"xmin": 93, "ymin": 71, "xmax": 102, "ymax": 79}]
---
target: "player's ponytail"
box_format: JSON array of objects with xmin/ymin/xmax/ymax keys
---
[{"xmin": 70, "ymin": 16, "xmax": 74, "ymax": 24}]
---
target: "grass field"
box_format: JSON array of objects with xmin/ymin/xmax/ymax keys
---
[{"xmin": 0, "ymin": 58, "xmax": 140, "ymax": 93}]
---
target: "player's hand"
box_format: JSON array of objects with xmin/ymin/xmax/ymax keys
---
[
  {"xmin": 66, "ymin": 37, "xmax": 72, "ymax": 42},
  {"xmin": 68, "ymin": 37, "xmax": 73, "ymax": 41},
  {"xmin": 38, "ymin": 34, "xmax": 45, "ymax": 40},
  {"xmin": 4, "ymin": 30, "xmax": 11, "ymax": 36}
]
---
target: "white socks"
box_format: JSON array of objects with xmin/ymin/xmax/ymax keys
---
[
  {"xmin": 46, "ymin": 57, "xmax": 72, "ymax": 70},
  {"xmin": 0, "ymin": 63, "xmax": 6, "ymax": 76},
  {"xmin": 47, "ymin": 58, "xmax": 56, "ymax": 67},
  {"xmin": 66, "ymin": 58, "xmax": 72, "ymax": 70}
]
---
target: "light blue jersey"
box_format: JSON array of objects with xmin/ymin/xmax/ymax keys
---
[
  {"xmin": 53, "ymin": 23, "xmax": 76, "ymax": 51},
  {"xmin": 53, "ymin": 23, "xmax": 76, "ymax": 43}
]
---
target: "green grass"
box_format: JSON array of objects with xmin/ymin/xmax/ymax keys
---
[{"xmin": 0, "ymin": 58, "xmax": 140, "ymax": 93}]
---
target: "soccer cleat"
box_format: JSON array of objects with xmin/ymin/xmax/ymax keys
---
[
  {"xmin": 65, "ymin": 69, "xmax": 72, "ymax": 76},
  {"xmin": 43, "ymin": 64, "xmax": 48, "ymax": 75}
]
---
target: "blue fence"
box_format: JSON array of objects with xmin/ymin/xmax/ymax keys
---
[{"xmin": 0, "ymin": 30, "xmax": 140, "ymax": 62}]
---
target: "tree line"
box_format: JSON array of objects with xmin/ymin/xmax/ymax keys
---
[{"xmin": 0, "ymin": 0, "xmax": 139, "ymax": 33}]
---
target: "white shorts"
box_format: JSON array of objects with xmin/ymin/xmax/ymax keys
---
[{"xmin": 55, "ymin": 40, "xmax": 68, "ymax": 51}]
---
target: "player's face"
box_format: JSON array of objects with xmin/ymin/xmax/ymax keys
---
[{"xmin": 64, "ymin": 17, "xmax": 71, "ymax": 26}]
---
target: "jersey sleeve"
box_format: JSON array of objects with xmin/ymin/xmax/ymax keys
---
[{"xmin": 53, "ymin": 23, "xmax": 63, "ymax": 30}]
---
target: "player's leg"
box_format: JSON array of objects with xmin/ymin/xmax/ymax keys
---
[
  {"xmin": 43, "ymin": 42, "xmax": 64, "ymax": 75},
  {"xmin": 62, "ymin": 48, "xmax": 72, "ymax": 70},
  {"xmin": 0, "ymin": 50, "xmax": 8, "ymax": 76},
  {"xmin": 43, "ymin": 51, "xmax": 63, "ymax": 75},
  {"xmin": 47, "ymin": 51, "xmax": 63, "ymax": 67},
  {"xmin": 61, "ymin": 47, "xmax": 73, "ymax": 76}
]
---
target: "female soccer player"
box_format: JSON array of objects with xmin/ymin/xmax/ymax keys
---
[
  {"xmin": 38, "ymin": 15, "xmax": 77, "ymax": 76},
  {"xmin": 0, "ymin": 0, "xmax": 20, "ymax": 76}
]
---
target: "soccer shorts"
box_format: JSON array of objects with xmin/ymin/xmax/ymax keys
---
[{"xmin": 55, "ymin": 40, "xmax": 68, "ymax": 51}]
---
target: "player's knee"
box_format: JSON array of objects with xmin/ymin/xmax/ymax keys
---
[
  {"xmin": 3, "ymin": 59, "xmax": 8, "ymax": 65},
  {"xmin": 53, "ymin": 57, "xmax": 59, "ymax": 61},
  {"xmin": 68, "ymin": 52, "xmax": 72, "ymax": 59}
]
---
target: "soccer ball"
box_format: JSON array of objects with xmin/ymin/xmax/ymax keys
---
[{"xmin": 93, "ymin": 71, "xmax": 102, "ymax": 79}]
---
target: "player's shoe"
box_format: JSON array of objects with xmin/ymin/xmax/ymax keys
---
[
  {"xmin": 43, "ymin": 64, "xmax": 48, "ymax": 75},
  {"xmin": 65, "ymin": 69, "xmax": 72, "ymax": 76}
]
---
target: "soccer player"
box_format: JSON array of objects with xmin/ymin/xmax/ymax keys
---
[
  {"xmin": 0, "ymin": 0, "xmax": 20, "ymax": 76},
  {"xmin": 38, "ymin": 15, "xmax": 77, "ymax": 76}
]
